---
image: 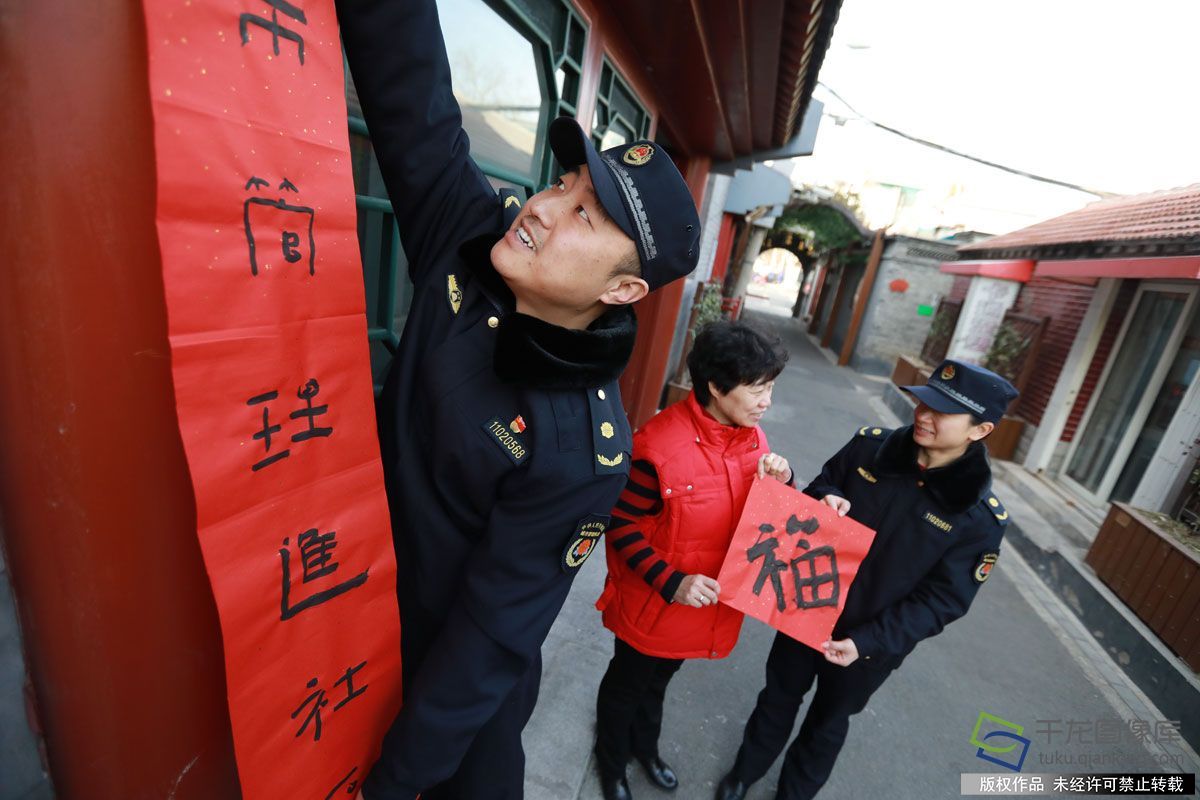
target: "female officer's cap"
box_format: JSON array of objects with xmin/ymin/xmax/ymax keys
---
[{"xmin": 901, "ymin": 360, "xmax": 1019, "ymax": 424}]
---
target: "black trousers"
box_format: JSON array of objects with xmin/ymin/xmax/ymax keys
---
[
  {"xmin": 401, "ymin": 597, "xmax": 543, "ymax": 800},
  {"xmin": 594, "ymin": 637, "xmax": 685, "ymax": 779},
  {"xmin": 731, "ymin": 632, "xmax": 899, "ymax": 800}
]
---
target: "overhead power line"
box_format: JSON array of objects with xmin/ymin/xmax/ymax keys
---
[{"xmin": 816, "ymin": 82, "xmax": 1118, "ymax": 199}]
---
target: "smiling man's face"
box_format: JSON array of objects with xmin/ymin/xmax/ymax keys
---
[{"xmin": 490, "ymin": 165, "xmax": 643, "ymax": 324}]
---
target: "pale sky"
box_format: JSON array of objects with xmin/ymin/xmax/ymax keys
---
[{"xmin": 782, "ymin": 0, "xmax": 1200, "ymax": 234}]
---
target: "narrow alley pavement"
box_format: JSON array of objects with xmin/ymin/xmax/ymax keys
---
[{"xmin": 522, "ymin": 308, "xmax": 1200, "ymax": 800}]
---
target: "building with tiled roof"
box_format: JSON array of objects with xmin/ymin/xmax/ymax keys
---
[{"xmin": 959, "ymin": 183, "xmax": 1200, "ymax": 260}]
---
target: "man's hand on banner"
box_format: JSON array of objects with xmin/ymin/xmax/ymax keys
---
[
  {"xmin": 757, "ymin": 452, "xmax": 793, "ymax": 484},
  {"xmin": 821, "ymin": 494, "xmax": 851, "ymax": 517},
  {"xmin": 822, "ymin": 637, "xmax": 859, "ymax": 666},
  {"xmin": 674, "ymin": 574, "xmax": 721, "ymax": 607}
]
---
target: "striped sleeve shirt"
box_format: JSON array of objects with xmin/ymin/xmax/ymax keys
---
[{"xmin": 606, "ymin": 458, "xmax": 687, "ymax": 603}]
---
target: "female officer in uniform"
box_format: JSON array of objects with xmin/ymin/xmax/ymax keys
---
[
  {"xmin": 593, "ymin": 321, "xmax": 794, "ymax": 800},
  {"xmin": 716, "ymin": 359, "xmax": 1018, "ymax": 800}
]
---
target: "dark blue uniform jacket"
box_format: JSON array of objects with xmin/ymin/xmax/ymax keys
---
[
  {"xmin": 337, "ymin": 0, "xmax": 635, "ymax": 795},
  {"xmin": 804, "ymin": 426, "xmax": 1009, "ymax": 662}
]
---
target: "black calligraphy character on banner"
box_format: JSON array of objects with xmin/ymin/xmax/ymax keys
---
[
  {"xmin": 748, "ymin": 517, "xmax": 840, "ymax": 611},
  {"xmin": 239, "ymin": 0, "xmax": 308, "ymax": 64},
  {"xmin": 243, "ymin": 176, "xmax": 315, "ymax": 276},
  {"xmin": 279, "ymin": 529, "xmax": 368, "ymax": 620},
  {"xmin": 790, "ymin": 540, "xmax": 840, "ymax": 609},
  {"xmin": 747, "ymin": 524, "xmax": 789, "ymax": 612},
  {"xmin": 325, "ymin": 767, "xmax": 360, "ymax": 799},
  {"xmin": 333, "ymin": 660, "xmax": 369, "ymax": 711},
  {"xmin": 291, "ymin": 379, "xmax": 333, "ymax": 443},
  {"xmin": 247, "ymin": 390, "xmax": 290, "ymax": 471},
  {"xmin": 785, "ymin": 514, "xmax": 820, "ymax": 536},
  {"xmin": 291, "ymin": 662, "xmax": 368, "ymax": 745},
  {"xmin": 292, "ymin": 677, "xmax": 329, "ymax": 741}
]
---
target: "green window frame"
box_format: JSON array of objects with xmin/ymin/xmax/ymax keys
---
[
  {"xmin": 590, "ymin": 59, "xmax": 651, "ymax": 151},
  {"xmin": 345, "ymin": 0, "xmax": 587, "ymax": 393}
]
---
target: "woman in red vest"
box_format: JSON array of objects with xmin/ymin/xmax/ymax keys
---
[{"xmin": 593, "ymin": 321, "xmax": 793, "ymax": 800}]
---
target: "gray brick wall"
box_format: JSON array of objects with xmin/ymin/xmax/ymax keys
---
[{"xmin": 850, "ymin": 236, "xmax": 958, "ymax": 376}]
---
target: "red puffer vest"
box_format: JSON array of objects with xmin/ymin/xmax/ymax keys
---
[{"xmin": 596, "ymin": 392, "xmax": 768, "ymax": 659}]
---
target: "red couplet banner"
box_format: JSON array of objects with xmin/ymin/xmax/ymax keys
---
[
  {"xmin": 717, "ymin": 479, "xmax": 877, "ymax": 652},
  {"xmin": 140, "ymin": 1, "xmax": 402, "ymax": 797}
]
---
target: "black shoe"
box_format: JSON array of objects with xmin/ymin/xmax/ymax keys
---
[
  {"xmin": 601, "ymin": 774, "xmax": 633, "ymax": 800},
  {"xmin": 715, "ymin": 772, "xmax": 748, "ymax": 800},
  {"xmin": 636, "ymin": 755, "xmax": 678, "ymax": 791}
]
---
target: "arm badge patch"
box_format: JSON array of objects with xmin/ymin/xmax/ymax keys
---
[{"xmin": 562, "ymin": 514, "xmax": 609, "ymax": 573}]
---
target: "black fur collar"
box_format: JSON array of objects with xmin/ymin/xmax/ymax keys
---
[
  {"xmin": 873, "ymin": 425, "xmax": 992, "ymax": 514},
  {"xmin": 460, "ymin": 235, "xmax": 638, "ymax": 390},
  {"xmin": 494, "ymin": 307, "xmax": 637, "ymax": 389}
]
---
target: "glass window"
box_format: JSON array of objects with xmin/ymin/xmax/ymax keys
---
[
  {"xmin": 441, "ymin": 0, "xmax": 543, "ymax": 182},
  {"xmin": 1067, "ymin": 289, "xmax": 1189, "ymax": 495}
]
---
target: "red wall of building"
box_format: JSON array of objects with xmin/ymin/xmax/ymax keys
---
[
  {"xmin": 1061, "ymin": 280, "xmax": 1137, "ymax": 442},
  {"xmin": 949, "ymin": 275, "xmax": 972, "ymax": 302},
  {"xmin": 1009, "ymin": 277, "xmax": 1098, "ymax": 427}
]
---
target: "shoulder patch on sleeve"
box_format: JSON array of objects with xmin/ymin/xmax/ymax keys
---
[
  {"xmin": 983, "ymin": 492, "xmax": 1009, "ymax": 525},
  {"xmin": 974, "ymin": 552, "xmax": 999, "ymax": 583},
  {"xmin": 857, "ymin": 426, "xmax": 890, "ymax": 440},
  {"xmin": 562, "ymin": 514, "xmax": 609, "ymax": 573}
]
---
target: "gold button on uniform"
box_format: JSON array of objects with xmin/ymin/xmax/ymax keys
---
[{"xmin": 487, "ymin": 316, "xmax": 499, "ymax": 328}]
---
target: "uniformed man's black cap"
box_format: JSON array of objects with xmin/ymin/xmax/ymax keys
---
[
  {"xmin": 549, "ymin": 116, "xmax": 701, "ymax": 290},
  {"xmin": 901, "ymin": 360, "xmax": 1019, "ymax": 424}
]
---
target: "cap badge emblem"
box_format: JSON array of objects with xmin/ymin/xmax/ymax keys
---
[
  {"xmin": 941, "ymin": 365, "xmax": 956, "ymax": 381},
  {"xmin": 622, "ymin": 143, "xmax": 654, "ymax": 166}
]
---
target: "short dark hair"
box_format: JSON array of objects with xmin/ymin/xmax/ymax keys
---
[
  {"xmin": 688, "ymin": 320, "xmax": 789, "ymax": 406},
  {"xmin": 609, "ymin": 248, "xmax": 642, "ymax": 281}
]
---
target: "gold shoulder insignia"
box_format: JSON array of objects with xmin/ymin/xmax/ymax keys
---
[
  {"xmin": 985, "ymin": 493, "xmax": 1009, "ymax": 523},
  {"xmin": 597, "ymin": 452, "xmax": 624, "ymax": 468},
  {"xmin": 857, "ymin": 426, "xmax": 888, "ymax": 440},
  {"xmin": 504, "ymin": 195, "xmax": 521, "ymax": 208},
  {"xmin": 856, "ymin": 467, "xmax": 877, "ymax": 484},
  {"xmin": 600, "ymin": 422, "xmax": 615, "ymax": 439}
]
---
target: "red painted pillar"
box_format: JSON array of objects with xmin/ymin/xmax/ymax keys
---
[
  {"xmin": 709, "ymin": 214, "xmax": 738, "ymax": 281},
  {"xmin": 0, "ymin": 3, "xmax": 239, "ymax": 797},
  {"xmin": 620, "ymin": 155, "xmax": 711, "ymax": 429}
]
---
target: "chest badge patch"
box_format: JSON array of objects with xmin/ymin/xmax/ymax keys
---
[
  {"xmin": 923, "ymin": 511, "xmax": 953, "ymax": 532},
  {"xmin": 856, "ymin": 467, "xmax": 877, "ymax": 483},
  {"xmin": 483, "ymin": 416, "xmax": 528, "ymax": 465},
  {"xmin": 511, "ymin": 415, "xmax": 527, "ymax": 433},
  {"xmin": 563, "ymin": 514, "xmax": 609, "ymax": 572},
  {"xmin": 974, "ymin": 553, "xmax": 998, "ymax": 583},
  {"xmin": 447, "ymin": 273, "xmax": 463, "ymax": 315}
]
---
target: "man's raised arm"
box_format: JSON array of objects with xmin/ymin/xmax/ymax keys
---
[{"xmin": 335, "ymin": 0, "xmax": 497, "ymax": 279}]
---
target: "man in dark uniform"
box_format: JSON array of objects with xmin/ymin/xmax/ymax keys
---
[
  {"xmin": 716, "ymin": 360, "xmax": 1019, "ymax": 800},
  {"xmin": 334, "ymin": 1, "xmax": 701, "ymax": 798}
]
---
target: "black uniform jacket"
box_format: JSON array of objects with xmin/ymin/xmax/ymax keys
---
[
  {"xmin": 337, "ymin": 0, "xmax": 635, "ymax": 795},
  {"xmin": 804, "ymin": 426, "xmax": 1009, "ymax": 662}
]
